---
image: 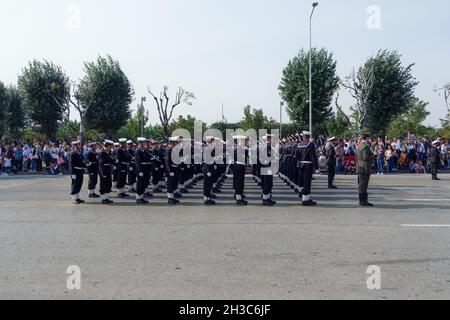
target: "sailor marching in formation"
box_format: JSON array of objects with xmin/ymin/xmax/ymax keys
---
[{"xmin": 69, "ymin": 131, "xmax": 376, "ymax": 207}]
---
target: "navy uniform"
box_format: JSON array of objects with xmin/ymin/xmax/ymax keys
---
[
  {"xmin": 112, "ymin": 143, "xmax": 119, "ymax": 189},
  {"xmin": 429, "ymin": 140, "xmax": 441, "ymax": 181},
  {"xmin": 69, "ymin": 141, "xmax": 86, "ymax": 204},
  {"xmin": 166, "ymin": 137, "xmax": 181, "ymax": 205},
  {"xmin": 85, "ymin": 143, "xmax": 100, "ymax": 198},
  {"xmin": 135, "ymin": 138, "xmax": 152, "ymax": 204},
  {"xmin": 127, "ymin": 141, "xmax": 137, "ymax": 192},
  {"xmin": 260, "ymin": 135, "xmax": 277, "ymax": 206},
  {"xmin": 202, "ymin": 137, "xmax": 217, "ymax": 205},
  {"xmin": 233, "ymin": 136, "xmax": 249, "ymax": 206},
  {"xmin": 116, "ymin": 138, "xmax": 132, "ymax": 198},
  {"xmin": 326, "ymin": 137, "xmax": 338, "ymax": 189},
  {"xmin": 296, "ymin": 132, "xmax": 319, "ymax": 206},
  {"xmin": 98, "ymin": 140, "xmax": 114, "ymax": 204},
  {"xmin": 178, "ymin": 140, "xmax": 191, "ymax": 194},
  {"xmin": 150, "ymin": 142, "xmax": 165, "ymax": 193}
]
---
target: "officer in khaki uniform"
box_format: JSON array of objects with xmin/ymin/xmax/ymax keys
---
[{"xmin": 356, "ymin": 134, "xmax": 374, "ymax": 207}]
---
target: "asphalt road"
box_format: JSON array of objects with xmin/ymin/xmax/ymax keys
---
[{"xmin": 0, "ymin": 172, "xmax": 449, "ymax": 300}]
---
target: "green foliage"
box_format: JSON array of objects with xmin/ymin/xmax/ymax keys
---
[
  {"xmin": 18, "ymin": 60, "xmax": 70, "ymax": 139},
  {"xmin": 279, "ymin": 48, "xmax": 340, "ymax": 133},
  {"xmin": 364, "ymin": 50, "xmax": 418, "ymax": 135},
  {"xmin": 2, "ymin": 85, "xmax": 26, "ymax": 139},
  {"xmin": 55, "ymin": 120, "xmax": 103, "ymax": 142},
  {"xmin": 239, "ymin": 105, "xmax": 276, "ymax": 131},
  {"xmin": 79, "ymin": 55, "xmax": 134, "ymax": 138},
  {"xmin": 386, "ymin": 98, "xmax": 430, "ymax": 137},
  {"xmin": 0, "ymin": 81, "xmax": 6, "ymax": 136},
  {"xmin": 325, "ymin": 110, "xmax": 352, "ymax": 137},
  {"xmin": 169, "ymin": 115, "xmax": 206, "ymax": 138},
  {"xmin": 115, "ymin": 106, "xmax": 149, "ymax": 140}
]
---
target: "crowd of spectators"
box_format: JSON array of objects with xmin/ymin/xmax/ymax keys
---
[
  {"xmin": 1, "ymin": 133, "xmax": 449, "ymax": 176},
  {"xmin": 317, "ymin": 133, "xmax": 449, "ymax": 175},
  {"xmin": 0, "ymin": 140, "xmax": 72, "ymax": 176}
]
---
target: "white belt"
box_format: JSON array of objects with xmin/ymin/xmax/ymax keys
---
[{"xmin": 300, "ymin": 161, "xmax": 313, "ymax": 164}]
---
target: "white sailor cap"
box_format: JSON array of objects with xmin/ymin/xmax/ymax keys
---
[
  {"xmin": 169, "ymin": 136, "xmax": 181, "ymax": 142},
  {"xmin": 262, "ymin": 134, "xmax": 275, "ymax": 140},
  {"xmin": 328, "ymin": 136, "xmax": 337, "ymax": 142},
  {"xmin": 137, "ymin": 137, "xmax": 147, "ymax": 143},
  {"xmin": 126, "ymin": 140, "xmax": 133, "ymax": 145},
  {"xmin": 118, "ymin": 138, "xmax": 127, "ymax": 143},
  {"xmin": 88, "ymin": 142, "xmax": 98, "ymax": 147},
  {"xmin": 232, "ymin": 135, "xmax": 248, "ymax": 140},
  {"xmin": 432, "ymin": 140, "xmax": 440, "ymax": 145},
  {"xmin": 302, "ymin": 131, "xmax": 312, "ymax": 136},
  {"xmin": 104, "ymin": 140, "xmax": 114, "ymax": 146},
  {"xmin": 114, "ymin": 142, "xmax": 120, "ymax": 147},
  {"xmin": 71, "ymin": 140, "xmax": 81, "ymax": 146}
]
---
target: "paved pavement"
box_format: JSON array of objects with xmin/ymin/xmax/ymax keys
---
[{"xmin": 0, "ymin": 173, "xmax": 449, "ymax": 300}]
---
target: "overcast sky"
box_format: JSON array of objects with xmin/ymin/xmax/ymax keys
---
[{"xmin": 1, "ymin": 0, "xmax": 449, "ymax": 127}]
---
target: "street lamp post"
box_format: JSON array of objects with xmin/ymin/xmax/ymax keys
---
[
  {"xmin": 141, "ymin": 96, "xmax": 146, "ymax": 137},
  {"xmin": 280, "ymin": 101, "xmax": 284, "ymax": 138},
  {"xmin": 309, "ymin": 2, "xmax": 319, "ymax": 134}
]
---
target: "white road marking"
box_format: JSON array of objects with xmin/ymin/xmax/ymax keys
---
[
  {"xmin": 391, "ymin": 199, "xmax": 450, "ymax": 202},
  {"xmin": 401, "ymin": 224, "xmax": 450, "ymax": 227}
]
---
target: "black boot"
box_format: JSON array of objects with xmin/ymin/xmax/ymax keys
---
[
  {"xmin": 364, "ymin": 193, "xmax": 374, "ymax": 207},
  {"xmin": 236, "ymin": 199, "xmax": 248, "ymax": 206},
  {"xmin": 302, "ymin": 200, "xmax": 317, "ymax": 207},
  {"xmin": 263, "ymin": 199, "xmax": 277, "ymax": 206},
  {"xmin": 136, "ymin": 198, "xmax": 149, "ymax": 205},
  {"xmin": 359, "ymin": 193, "xmax": 365, "ymax": 206},
  {"xmin": 117, "ymin": 193, "xmax": 130, "ymax": 198},
  {"xmin": 204, "ymin": 199, "xmax": 216, "ymax": 205},
  {"xmin": 168, "ymin": 198, "xmax": 180, "ymax": 205}
]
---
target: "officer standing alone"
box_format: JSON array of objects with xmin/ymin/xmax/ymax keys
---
[
  {"xmin": 326, "ymin": 137, "xmax": 338, "ymax": 189},
  {"xmin": 429, "ymin": 140, "xmax": 441, "ymax": 181},
  {"xmin": 356, "ymin": 134, "xmax": 374, "ymax": 207}
]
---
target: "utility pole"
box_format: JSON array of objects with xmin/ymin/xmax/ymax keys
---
[{"xmin": 141, "ymin": 96, "xmax": 146, "ymax": 137}]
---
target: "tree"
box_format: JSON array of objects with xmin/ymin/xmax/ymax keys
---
[
  {"xmin": 0, "ymin": 81, "xmax": 6, "ymax": 136},
  {"xmin": 435, "ymin": 83, "xmax": 450, "ymax": 136},
  {"xmin": 387, "ymin": 98, "xmax": 430, "ymax": 137},
  {"xmin": 341, "ymin": 66, "xmax": 375, "ymax": 134},
  {"xmin": 325, "ymin": 110, "xmax": 352, "ymax": 138},
  {"xmin": 3, "ymin": 85, "xmax": 26, "ymax": 139},
  {"xmin": 239, "ymin": 105, "xmax": 277, "ymax": 132},
  {"xmin": 169, "ymin": 115, "xmax": 206, "ymax": 138},
  {"xmin": 18, "ymin": 60, "xmax": 70, "ymax": 140},
  {"xmin": 279, "ymin": 48, "xmax": 340, "ymax": 133},
  {"xmin": 115, "ymin": 106, "xmax": 150, "ymax": 140},
  {"xmin": 79, "ymin": 55, "xmax": 134, "ymax": 138},
  {"xmin": 351, "ymin": 50, "xmax": 418, "ymax": 135},
  {"xmin": 51, "ymin": 81, "xmax": 98, "ymax": 142},
  {"xmin": 148, "ymin": 86, "xmax": 196, "ymax": 141}
]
